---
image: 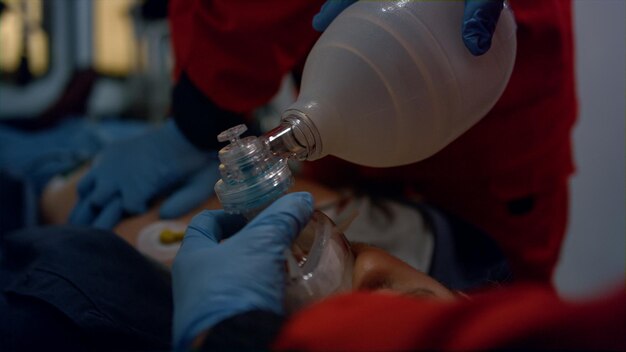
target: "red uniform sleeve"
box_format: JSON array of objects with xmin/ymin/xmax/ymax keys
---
[
  {"xmin": 274, "ymin": 285, "xmax": 626, "ymax": 351},
  {"xmin": 169, "ymin": 0, "xmax": 324, "ymax": 113}
]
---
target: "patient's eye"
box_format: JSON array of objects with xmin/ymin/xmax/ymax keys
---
[
  {"xmin": 358, "ymin": 276, "xmax": 394, "ymax": 291},
  {"xmin": 400, "ymin": 287, "xmax": 437, "ymax": 299}
]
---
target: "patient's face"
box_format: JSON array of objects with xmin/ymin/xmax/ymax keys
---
[
  {"xmin": 350, "ymin": 243, "xmax": 457, "ymax": 301},
  {"xmin": 285, "ymin": 212, "xmax": 456, "ymax": 312}
]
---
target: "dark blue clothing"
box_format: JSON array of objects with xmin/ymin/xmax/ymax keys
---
[
  {"xmin": 0, "ymin": 226, "xmax": 172, "ymax": 351},
  {"xmin": 0, "ymin": 172, "xmax": 28, "ymax": 235},
  {"xmin": 420, "ymin": 203, "xmax": 512, "ymax": 291}
]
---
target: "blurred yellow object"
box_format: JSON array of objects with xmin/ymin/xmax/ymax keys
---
[
  {"xmin": 94, "ymin": 0, "xmax": 140, "ymax": 76},
  {"xmin": 0, "ymin": 0, "xmax": 48, "ymax": 75},
  {"xmin": 159, "ymin": 228, "xmax": 185, "ymax": 245}
]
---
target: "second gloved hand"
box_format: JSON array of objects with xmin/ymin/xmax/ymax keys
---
[
  {"xmin": 171, "ymin": 192, "xmax": 314, "ymax": 350},
  {"xmin": 69, "ymin": 120, "xmax": 219, "ymax": 229},
  {"xmin": 313, "ymin": 0, "xmax": 504, "ymax": 56}
]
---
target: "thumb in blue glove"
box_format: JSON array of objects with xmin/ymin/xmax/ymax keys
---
[
  {"xmin": 171, "ymin": 192, "xmax": 314, "ymax": 350},
  {"xmin": 462, "ymin": 0, "xmax": 504, "ymax": 56},
  {"xmin": 312, "ymin": 0, "xmax": 356, "ymax": 32}
]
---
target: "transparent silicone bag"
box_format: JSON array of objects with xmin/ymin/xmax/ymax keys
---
[{"xmin": 266, "ymin": 1, "xmax": 517, "ymax": 167}]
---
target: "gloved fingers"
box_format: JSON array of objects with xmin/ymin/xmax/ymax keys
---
[
  {"xmin": 92, "ymin": 197, "xmax": 123, "ymax": 230},
  {"xmin": 243, "ymin": 192, "xmax": 314, "ymax": 246},
  {"xmin": 121, "ymin": 192, "xmax": 148, "ymax": 216},
  {"xmin": 76, "ymin": 170, "xmax": 96, "ymax": 197},
  {"xmin": 88, "ymin": 181, "xmax": 118, "ymax": 209},
  {"xmin": 159, "ymin": 168, "xmax": 219, "ymax": 219},
  {"xmin": 312, "ymin": 0, "xmax": 356, "ymax": 32},
  {"xmin": 462, "ymin": 0, "xmax": 504, "ymax": 56},
  {"xmin": 183, "ymin": 210, "xmax": 246, "ymax": 249},
  {"xmin": 69, "ymin": 182, "xmax": 118, "ymax": 226},
  {"xmin": 69, "ymin": 193, "xmax": 98, "ymax": 225}
]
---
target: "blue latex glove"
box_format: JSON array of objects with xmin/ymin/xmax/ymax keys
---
[
  {"xmin": 461, "ymin": 0, "xmax": 504, "ymax": 56},
  {"xmin": 313, "ymin": 0, "xmax": 504, "ymax": 56},
  {"xmin": 69, "ymin": 120, "xmax": 219, "ymax": 229},
  {"xmin": 172, "ymin": 192, "xmax": 314, "ymax": 350},
  {"xmin": 0, "ymin": 118, "xmax": 103, "ymax": 192},
  {"xmin": 312, "ymin": 0, "xmax": 355, "ymax": 32}
]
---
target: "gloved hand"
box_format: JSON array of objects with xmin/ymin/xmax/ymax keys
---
[
  {"xmin": 313, "ymin": 0, "xmax": 504, "ymax": 56},
  {"xmin": 69, "ymin": 120, "xmax": 219, "ymax": 229},
  {"xmin": 0, "ymin": 118, "xmax": 103, "ymax": 193},
  {"xmin": 171, "ymin": 192, "xmax": 314, "ymax": 350}
]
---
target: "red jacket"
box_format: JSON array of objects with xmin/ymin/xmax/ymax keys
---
[
  {"xmin": 274, "ymin": 285, "xmax": 626, "ymax": 351},
  {"xmin": 169, "ymin": 0, "xmax": 578, "ymax": 282},
  {"xmin": 169, "ymin": 0, "xmax": 325, "ymax": 113}
]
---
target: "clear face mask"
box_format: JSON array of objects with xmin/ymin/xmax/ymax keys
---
[{"xmin": 284, "ymin": 210, "xmax": 354, "ymax": 313}]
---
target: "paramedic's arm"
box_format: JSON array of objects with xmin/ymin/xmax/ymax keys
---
[
  {"xmin": 169, "ymin": 0, "xmax": 324, "ymax": 150},
  {"xmin": 171, "ymin": 193, "xmax": 313, "ymax": 350},
  {"xmin": 275, "ymin": 285, "xmax": 626, "ymax": 350},
  {"xmin": 191, "ymin": 285, "xmax": 625, "ymax": 350}
]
